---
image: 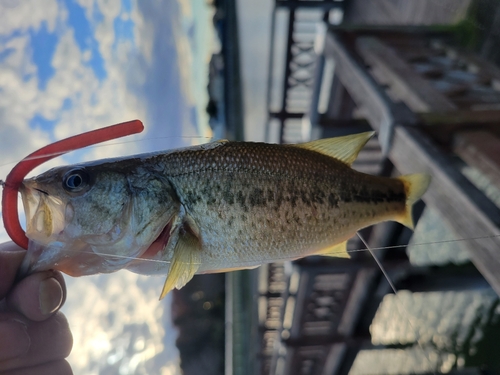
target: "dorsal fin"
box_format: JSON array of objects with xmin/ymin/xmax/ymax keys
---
[{"xmin": 294, "ymin": 131, "xmax": 375, "ymax": 166}]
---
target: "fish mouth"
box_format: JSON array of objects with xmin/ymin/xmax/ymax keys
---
[
  {"xmin": 19, "ymin": 180, "xmax": 66, "ymax": 244},
  {"xmin": 18, "ymin": 180, "xmax": 68, "ymax": 277}
]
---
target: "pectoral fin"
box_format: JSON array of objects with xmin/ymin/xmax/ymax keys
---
[
  {"xmin": 159, "ymin": 229, "xmax": 202, "ymax": 300},
  {"xmin": 315, "ymin": 241, "xmax": 350, "ymax": 258}
]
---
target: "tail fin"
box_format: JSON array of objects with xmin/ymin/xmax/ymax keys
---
[{"xmin": 395, "ymin": 174, "xmax": 431, "ymax": 230}]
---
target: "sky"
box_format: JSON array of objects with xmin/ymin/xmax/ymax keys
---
[
  {"xmin": 236, "ymin": 0, "xmax": 273, "ymax": 143},
  {"xmin": 0, "ymin": 0, "xmax": 215, "ymax": 180},
  {"xmin": 0, "ymin": 0, "xmax": 216, "ymax": 374}
]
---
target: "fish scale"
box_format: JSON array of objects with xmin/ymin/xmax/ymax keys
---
[
  {"xmin": 18, "ymin": 132, "xmax": 430, "ymax": 299},
  {"xmin": 163, "ymin": 141, "xmax": 409, "ymax": 272}
]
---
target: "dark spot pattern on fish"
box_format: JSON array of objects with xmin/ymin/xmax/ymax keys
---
[
  {"xmin": 300, "ymin": 190, "xmax": 310, "ymax": 206},
  {"xmin": 343, "ymin": 195, "xmax": 352, "ymax": 203},
  {"xmin": 266, "ymin": 189, "xmax": 274, "ymax": 203},
  {"xmin": 249, "ymin": 188, "xmax": 266, "ymax": 207},
  {"xmin": 352, "ymin": 188, "xmax": 405, "ymax": 204},
  {"xmin": 265, "ymin": 218, "xmax": 272, "ymax": 227},
  {"xmin": 311, "ymin": 188, "xmax": 325, "ymax": 205},
  {"xmin": 194, "ymin": 181, "xmax": 219, "ymax": 206},
  {"xmin": 222, "ymin": 187, "xmax": 234, "ymax": 205},
  {"xmin": 94, "ymin": 202, "xmax": 112, "ymax": 217},
  {"xmin": 200, "ymin": 182, "xmax": 212, "ymax": 196},
  {"xmin": 236, "ymin": 191, "xmax": 248, "ymax": 212},
  {"xmin": 328, "ymin": 193, "xmax": 339, "ymax": 208},
  {"xmin": 185, "ymin": 191, "xmax": 199, "ymax": 207},
  {"xmin": 275, "ymin": 190, "xmax": 284, "ymax": 211}
]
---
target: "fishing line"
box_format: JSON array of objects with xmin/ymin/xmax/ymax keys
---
[
  {"xmin": 17, "ymin": 223, "xmax": 498, "ymax": 371},
  {"xmin": 84, "ymin": 252, "xmax": 175, "ymax": 265},
  {"xmin": 357, "ymin": 232, "xmax": 438, "ymax": 374},
  {"xmin": 36, "ymin": 232, "xmax": 500, "ymax": 267},
  {"xmin": 345, "ymin": 233, "xmax": 500, "ymax": 255},
  {"xmin": 357, "ymin": 232, "xmax": 397, "ymax": 294},
  {"xmin": 5, "ymin": 130, "xmax": 497, "ymax": 261},
  {"xmin": 1, "ymin": 125, "xmax": 498, "ymax": 369}
]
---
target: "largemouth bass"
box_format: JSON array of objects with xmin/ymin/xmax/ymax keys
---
[{"xmin": 19, "ymin": 132, "xmax": 430, "ymax": 299}]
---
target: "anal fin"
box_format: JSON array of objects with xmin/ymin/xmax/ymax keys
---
[
  {"xmin": 159, "ymin": 228, "xmax": 202, "ymax": 300},
  {"xmin": 315, "ymin": 241, "xmax": 350, "ymax": 259}
]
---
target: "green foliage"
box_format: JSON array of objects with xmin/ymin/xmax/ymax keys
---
[
  {"xmin": 452, "ymin": 0, "xmax": 481, "ymax": 50},
  {"xmin": 452, "ymin": 19, "xmax": 481, "ymax": 50}
]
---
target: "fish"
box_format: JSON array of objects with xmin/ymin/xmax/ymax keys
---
[{"xmin": 18, "ymin": 131, "xmax": 430, "ymax": 299}]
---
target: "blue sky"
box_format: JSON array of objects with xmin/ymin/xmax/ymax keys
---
[
  {"xmin": 0, "ymin": 0, "xmax": 216, "ymax": 228},
  {"xmin": 0, "ymin": 0, "xmax": 216, "ymax": 373},
  {"xmin": 0, "ymin": 0, "xmax": 214, "ymax": 178}
]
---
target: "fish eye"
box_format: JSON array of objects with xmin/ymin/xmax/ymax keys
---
[{"xmin": 63, "ymin": 168, "xmax": 90, "ymax": 193}]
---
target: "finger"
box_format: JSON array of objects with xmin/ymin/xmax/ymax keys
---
[
  {"xmin": 0, "ymin": 359, "xmax": 73, "ymax": 375},
  {"xmin": 0, "ymin": 312, "xmax": 73, "ymax": 372},
  {"xmin": 6, "ymin": 271, "xmax": 67, "ymax": 321},
  {"xmin": 0, "ymin": 243, "xmax": 25, "ymax": 299},
  {"xmin": 0, "ymin": 318, "xmax": 30, "ymax": 362}
]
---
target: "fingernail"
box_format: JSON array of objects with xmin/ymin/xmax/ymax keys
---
[
  {"xmin": 39, "ymin": 277, "xmax": 63, "ymax": 316},
  {"xmin": 0, "ymin": 319, "xmax": 30, "ymax": 361}
]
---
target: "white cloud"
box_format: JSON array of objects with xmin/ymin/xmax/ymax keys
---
[
  {"xmin": 0, "ymin": 2, "xmax": 236, "ymax": 371},
  {"xmin": 176, "ymin": 0, "xmax": 217, "ymax": 140},
  {"xmin": 237, "ymin": 0, "xmax": 273, "ymax": 141},
  {"xmin": 63, "ymin": 272, "xmax": 181, "ymax": 375},
  {"xmin": 94, "ymin": 0, "xmax": 121, "ymax": 63},
  {"xmin": 0, "ymin": 34, "xmax": 53, "ymax": 179},
  {"xmin": 0, "ymin": 2, "xmax": 198, "ymax": 373},
  {"xmin": 0, "ymin": 1, "xmax": 145, "ymax": 172},
  {"xmin": 0, "ymin": 0, "xmax": 220, "ymax": 231},
  {"xmin": 48, "ymin": 26, "xmax": 144, "ymax": 141},
  {"xmin": 0, "ymin": 0, "xmax": 217, "ymax": 175},
  {"xmin": 0, "ymin": 0, "xmax": 59, "ymax": 35}
]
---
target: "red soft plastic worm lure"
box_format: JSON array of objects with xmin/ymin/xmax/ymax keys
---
[{"xmin": 1, "ymin": 119, "xmax": 144, "ymax": 249}]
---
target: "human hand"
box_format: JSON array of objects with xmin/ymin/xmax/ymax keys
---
[{"xmin": 0, "ymin": 242, "xmax": 73, "ymax": 375}]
